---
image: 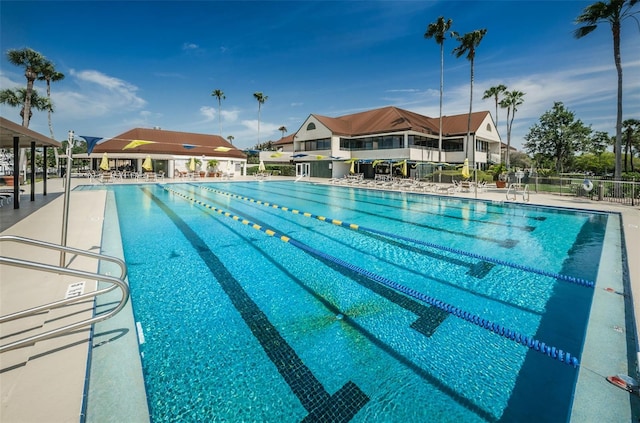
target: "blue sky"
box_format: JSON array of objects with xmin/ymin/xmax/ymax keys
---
[{"xmin": 1, "ymin": 1, "xmax": 638, "ymax": 151}]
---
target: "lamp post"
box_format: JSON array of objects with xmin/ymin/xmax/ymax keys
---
[{"xmin": 60, "ymin": 130, "xmax": 74, "ymax": 266}]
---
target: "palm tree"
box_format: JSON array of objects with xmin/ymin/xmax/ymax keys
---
[
  {"xmin": 211, "ymin": 89, "xmax": 225, "ymax": 135},
  {"xmin": 482, "ymin": 84, "xmax": 507, "ymax": 132},
  {"xmin": 499, "ymin": 90, "xmax": 526, "ymax": 169},
  {"xmin": 575, "ymin": 0, "xmax": 639, "ymax": 180},
  {"xmin": 6, "ymin": 48, "xmax": 47, "ymax": 128},
  {"xmin": 278, "ymin": 125, "xmax": 287, "ymax": 139},
  {"xmin": 253, "ymin": 92, "xmax": 268, "ymax": 144},
  {"xmin": 452, "ymin": 28, "xmax": 488, "ymax": 166},
  {"xmin": 38, "ymin": 59, "xmax": 65, "ymax": 139},
  {"xmin": 424, "ymin": 16, "xmax": 453, "ymax": 163},
  {"xmin": 0, "ymin": 88, "xmax": 51, "ymax": 123},
  {"xmin": 622, "ymin": 118, "xmax": 640, "ymax": 172},
  {"xmin": 227, "ymin": 135, "xmax": 234, "ymax": 145}
]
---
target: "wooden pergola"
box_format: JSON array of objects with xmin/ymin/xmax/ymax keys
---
[{"xmin": 0, "ymin": 117, "xmax": 62, "ymax": 209}]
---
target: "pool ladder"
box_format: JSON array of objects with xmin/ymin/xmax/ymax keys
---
[
  {"xmin": 0, "ymin": 235, "xmax": 129, "ymax": 353},
  {"xmin": 506, "ymin": 183, "xmax": 530, "ymax": 202}
]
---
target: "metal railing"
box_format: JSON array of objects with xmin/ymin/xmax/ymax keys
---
[
  {"xmin": 529, "ymin": 176, "xmax": 639, "ymax": 206},
  {"xmin": 0, "ymin": 235, "xmax": 129, "ymax": 353},
  {"xmin": 506, "ymin": 184, "xmax": 530, "ymax": 203},
  {"xmin": 506, "ymin": 183, "xmax": 517, "ymax": 201}
]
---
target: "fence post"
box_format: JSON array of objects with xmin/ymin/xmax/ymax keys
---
[{"xmin": 598, "ymin": 181, "xmax": 604, "ymax": 201}]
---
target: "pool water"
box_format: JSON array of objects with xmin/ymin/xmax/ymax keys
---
[{"xmin": 101, "ymin": 181, "xmax": 610, "ymax": 422}]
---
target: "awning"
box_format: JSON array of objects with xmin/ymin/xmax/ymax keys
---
[{"xmin": 0, "ymin": 117, "xmax": 61, "ymax": 149}]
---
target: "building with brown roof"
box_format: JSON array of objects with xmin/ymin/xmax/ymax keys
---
[
  {"xmin": 89, "ymin": 127, "xmax": 247, "ymax": 177},
  {"xmin": 263, "ymin": 106, "xmax": 501, "ymax": 179}
]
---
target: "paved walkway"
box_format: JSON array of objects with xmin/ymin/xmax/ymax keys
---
[{"xmin": 0, "ymin": 176, "xmax": 638, "ymax": 422}]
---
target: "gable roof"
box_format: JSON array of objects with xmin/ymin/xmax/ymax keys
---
[
  {"xmin": 306, "ymin": 106, "xmax": 489, "ymax": 138},
  {"xmin": 93, "ymin": 127, "xmax": 246, "ymax": 159},
  {"xmin": 441, "ymin": 111, "xmax": 491, "ymax": 136},
  {"xmin": 273, "ymin": 133, "xmax": 295, "ymax": 145}
]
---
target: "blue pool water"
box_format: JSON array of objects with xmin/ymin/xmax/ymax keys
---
[{"xmin": 97, "ymin": 181, "xmax": 610, "ymax": 422}]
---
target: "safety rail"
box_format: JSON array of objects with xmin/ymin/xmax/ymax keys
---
[
  {"xmin": 0, "ymin": 235, "xmax": 129, "ymax": 353},
  {"xmin": 506, "ymin": 183, "xmax": 530, "ymax": 202},
  {"xmin": 522, "ymin": 184, "xmax": 530, "ymax": 202},
  {"xmin": 506, "ymin": 183, "xmax": 517, "ymax": 201}
]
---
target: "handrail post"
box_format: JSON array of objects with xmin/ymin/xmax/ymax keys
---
[{"xmin": 60, "ymin": 130, "xmax": 74, "ymax": 267}]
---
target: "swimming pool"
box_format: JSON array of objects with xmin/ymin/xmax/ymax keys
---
[{"xmin": 101, "ymin": 181, "xmax": 611, "ymax": 422}]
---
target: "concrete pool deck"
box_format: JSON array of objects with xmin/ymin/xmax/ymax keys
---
[{"xmin": 1, "ymin": 176, "xmax": 638, "ymax": 422}]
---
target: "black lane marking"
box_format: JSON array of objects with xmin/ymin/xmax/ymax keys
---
[
  {"xmin": 143, "ymin": 187, "xmax": 369, "ymax": 420},
  {"xmin": 188, "ymin": 185, "xmax": 543, "ymax": 317},
  {"xmin": 174, "ymin": 187, "xmax": 499, "ymax": 422}
]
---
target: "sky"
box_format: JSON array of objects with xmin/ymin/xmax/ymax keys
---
[{"xmin": 1, "ymin": 0, "xmax": 639, "ymax": 152}]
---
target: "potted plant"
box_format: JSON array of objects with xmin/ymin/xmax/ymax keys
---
[
  {"xmin": 207, "ymin": 159, "xmax": 219, "ymax": 177},
  {"xmin": 490, "ymin": 163, "xmax": 508, "ymax": 188}
]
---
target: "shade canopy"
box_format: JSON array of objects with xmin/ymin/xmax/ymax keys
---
[{"xmin": 0, "ymin": 116, "xmax": 62, "ymax": 149}]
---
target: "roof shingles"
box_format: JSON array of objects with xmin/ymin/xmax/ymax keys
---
[
  {"xmin": 93, "ymin": 128, "xmax": 246, "ymax": 159},
  {"xmin": 306, "ymin": 106, "xmax": 488, "ymax": 138}
]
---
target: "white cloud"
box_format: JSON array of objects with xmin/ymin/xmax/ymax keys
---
[
  {"xmin": 200, "ymin": 106, "xmax": 216, "ymax": 121},
  {"xmin": 182, "ymin": 42, "xmax": 199, "ymax": 51},
  {"xmin": 55, "ymin": 69, "xmax": 147, "ymax": 119},
  {"xmin": 221, "ymin": 109, "xmax": 239, "ymax": 122}
]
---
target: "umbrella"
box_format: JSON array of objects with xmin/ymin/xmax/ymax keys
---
[
  {"xmin": 401, "ymin": 160, "xmax": 407, "ymax": 177},
  {"xmin": 142, "ymin": 155, "xmax": 153, "ymax": 171},
  {"xmin": 188, "ymin": 157, "xmax": 196, "ymax": 172},
  {"xmin": 461, "ymin": 158, "xmax": 470, "ymax": 179},
  {"xmin": 258, "ymin": 160, "xmax": 266, "ymax": 172},
  {"xmin": 99, "ymin": 153, "xmax": 109, "ymax": 171}
]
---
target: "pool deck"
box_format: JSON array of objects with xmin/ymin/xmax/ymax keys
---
[{"xmin": 1, "ymin": 176, "xmax": 639, "ymax": 422}]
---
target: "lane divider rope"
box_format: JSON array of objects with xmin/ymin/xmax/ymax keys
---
[
  {"xmin": 166, "ymin": 185, "xmax": 580, "ymax": 367},
  {"xmin": 195, "ymin": 184, "xmax": 595, "ymax": 289}
]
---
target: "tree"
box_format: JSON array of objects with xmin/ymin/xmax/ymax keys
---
[
  {"xmin": 509, "ymin": 151, "xmax": 533, "ymax": 169},
  {"xmin": 38, "ymin": 59, "xmax": 65, "ymax": 139},
  {"xmin": 622, "ymin": 119, "xmax": 640, "ymax": 172},
  {"xmin": 211, "ymin": 89, "xmax": 225, "ymax": 135},
  {"xmin": 483, "ymin": 85, "xmax": 507, "ymax": 133},
  {"xmin": 452, "ymin": 28, "xmax": 488, "ymax": 166},
  {"xmin": 424, "ymin": 16, "xmax": 453, "ymax": 163},
  {"xmin": 585, "ymin": 130, "xmax": 612, "ymax": 156},
  {"xmin": 6, "ymin": 48, "xmax": 47, "ymax": 128},
  {"xmin": 227, "ymin": 135, "xmax": 234, "ymax": 145},
  {"xmin": 0, "ymin": 88, "xmax": 51, "ymax": 123},
  {"xmin": 253, "ymin": 92, "xmax": 268, "ymax": 144},
  {"xmin": 524, "ymin": 102, "xmax": 592, "ymax": 173},
  {"xmin": 574, "ymin": 0, "xmax": 640, "ymax": 180},
  {"xmin": 499, "ymin": 90, "xmax": 525, "ymax": 169},
  {"xmin": 278, "ymin": 125, "xmax": 287, "ymax": 139}
]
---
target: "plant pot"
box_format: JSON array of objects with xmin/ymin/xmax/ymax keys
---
[{"xmin": 496, "ymin": 180, "xmax": 507, "ymax": 188}]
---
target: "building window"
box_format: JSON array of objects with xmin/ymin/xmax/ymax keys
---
[
  {"xmin": 339, "ymin": 135, "xmax": 402, "ymax": 151},
  {"xmin": 442, "ymin": 138, "xmax": 464, "ymax": 152},
  {"xmin": 300, "ymin": 138, "xmax": 331, "ymax": 151},
  {"xmin": 408, "ymin": 135, "xmax": 438, "ymax": 149},
  {"xmin": 486, "ymin": 123, "xmax": 492, "ymax": 131},
  {"xmin": 476, "ymin": 140, "xmax": 489, "ymax": 152},
  {"xmin": 307, "ymin": 122, "xmax": 316, "ymax": 131}
]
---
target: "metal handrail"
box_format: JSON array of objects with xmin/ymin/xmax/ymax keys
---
[
  {"xmin": 0, "ymin": 235, "xmax": 129, "ymax": 353},
  {"xmin": 506, "ymin": 183, "xmax": 517, "ymax": 201},
  {"xmin": 522, "ymin": 184, "xmax": 530, "ymax": 202}
]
